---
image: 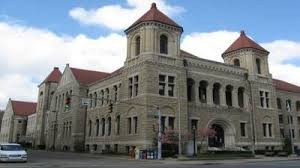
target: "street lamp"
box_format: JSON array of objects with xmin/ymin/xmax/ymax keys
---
[{"xmin": 192, "ymin": 125, "xmax": 196, "ymax": 157}]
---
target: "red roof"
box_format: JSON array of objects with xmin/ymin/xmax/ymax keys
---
[
  {"xmin": 273, "ymin": 79, "xmax": 300, "ymax": 93},
  {"xmin": 223, "ymin": 31, "xmax": 269, "ymax": 55},
  {"xmin": 41, "ymin": 67, "xmax": 62, "ymax": 84},
  {"xmin": 70, "ymin": 67, "xmax": 110, "ymax": 85},
  {"xmin": 11, "ymin": 100, "xmax": 37, "ymax": 116},
  {"xmin": 126, "ymin": 3, "xmax": 182, "ymax": 32}
]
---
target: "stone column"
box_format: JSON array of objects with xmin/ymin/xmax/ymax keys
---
[
  {"xmin": 232, "ymin": 88, "xmax": 239, "ymax": 108},
  {"xmin": 220, "ymin": 87, "xmax": 226, "ymax": 106},
  {"xmin": 206, "ymin": 85, "xmax": 213, "ymax": 105}
]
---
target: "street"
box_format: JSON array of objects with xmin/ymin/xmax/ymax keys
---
[{"xmin": 0, "ymin": 150, "xmax": 300, "ymax": 168}]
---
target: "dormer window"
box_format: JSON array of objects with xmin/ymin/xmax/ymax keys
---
[
  {"xmin": 233, "ymin": 59, "xmax": 240, "ymax": 66},
  {"xmin": 160, "ymin": 35, "xmax": 168, "ymax": 54},
  {"xmin": 256, "ymin": 58, "xmax": 261, "ymax": 74},
  {"xmin": 135, "ymin": 36, "xmax": 140, "ymax": 56}
]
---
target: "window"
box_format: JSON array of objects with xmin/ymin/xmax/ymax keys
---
[
  {"xmin": 256, "ymin": 58, "xmax": 261, "ymax": 74},
  {"xmin": 298, "ymin": 117, "xmax": 300, "ymax": 125},
  {"xmin": 101, "ymin": 90, "xmax": 104, "ymax": 106},
  {"xmin": 240, "ymin": 122, "xmax": 246, "ymax": 137},
  {"xmin": 199, "ymin": 81, "xmax": 208, "ymax": 103},
  {"xmin": 187, "ymin": 78, "xmax": 195, "ymax": 101},
  {"xmin": 290, "ymin": 129, "xmax": 295, "ymax": 138},
  {"xmin": 88, "ymin": 120, "xmax": 92, "ymax": 137},
  {"xmin": 225, "ymin": 85, "xmax": 233, "ymax": 106},
  {"xmin": 279, "ymin": 115, "xmax": 283, "ymax": 124},
  {"xmin": 135, "ymin": 36, "xmax": 140, "ymax": 56},
  {"xmin": 89, "ymin": 94, "xmax": 93, "ymax": 108},
  {"xmin": 191, "ymin": 119, "xmax": 198, "ymax": 131},
  {"xmin": 116, "ymin": 115, "xmax": 120, "ymax": 135},
  {"xmin": 296, "ymin": 101, "xmax": 300, "ymax": 112},
  {"xmin": 114, "ymin": 85, "xmax": 118, "ymax": 102},
  {"xmin": 159, "ymin": 75, "xmax": 166, "ymax": 96},
  {"xmin": 262, "ymin": 123, "xmax": 272, "ymax": 137},
  {"xmin": 168, "ymin": 117, "xmax": 175, "ymax": 130},
  {"xmin": 129, "ymin": 78, "xmax": 133, "ymax": 98},
  {"xmin": 238, "ymin": 87, "xmax": 244, "ymax": 108},
  {"xmin": 161, "ymin": 116, "xmax": 166, "ymax": 132},
  {"xmin": 233, "ymin": 59, "xmax": 240, "ymax": 66},
  {"xmin": 134, "ymin": 76, "xmax": 139, "ymax": 96},
  {"xmin": 277, "ymin": 98, "xmax": 282, "ymax": 109},
  {"xmin": 213, "ymin": 83, "xmax": 221, "ymax": 105},
  {"xmin": 160, "ymin": 35, "xmax": 168, "ymax": 54},
  {"xmin": 159, "ymin": 75, "xmax": 175, "ymax": 97},
  {"xmin": 94, "ymin": 92, "xmax": 97, "ymax": 107},
  {"xmin": 106, "ymin": 88, "xmax": 110, "ymax": 104},
  {"xmin": 286, "ymin": 99, "xmax": 292, "ymax": 112},
  {"xmin": 96, "ymin": 119, "xmax": 100, "ymax": 136},
  {"xmin": 108, "ymin": 117, "xmax": 111, "ymax": 136},
  {"xmin": 133, "ymin": 117, "xmax": 138, "ymax": 134},
  {"xmin": 128, "ymin": 118, "xmax": 132, "ymax": 134},
  {"xmin": 101, "ymin": 118, "xmax": 105, "ymax": 136},
  {"xmin": 260, "ymin": 91, "xmax": 270, "ymax": 108}
]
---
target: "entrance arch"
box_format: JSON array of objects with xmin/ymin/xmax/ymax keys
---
[{"xmin": 206, "ymin": 119, "xmax": 236, "ymax": 148}]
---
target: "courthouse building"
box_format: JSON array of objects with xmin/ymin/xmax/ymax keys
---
[{"xmin": 1, "ymin": 3, "xmax": 300, "ymax": 155}]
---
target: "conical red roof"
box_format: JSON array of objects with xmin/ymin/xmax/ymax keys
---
[
  {"xmin": 223, "ymin": 31, "xmax": 269, "ymax": 55},
  {"xmin": 125, "ymin": 3, "xmax": 182, "ymax": 32},
  {"xmin": 41, "ymin": 67, "xmax": 62, "ymax": 85}
]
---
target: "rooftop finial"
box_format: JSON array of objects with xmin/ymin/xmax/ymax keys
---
[
  {"xmin": 240, "ymin": 30, "xmax": 245, "ymax": 36},
  {"xmin": 151, "ymin": 2, "xmax": 157, "ymax": 9}
]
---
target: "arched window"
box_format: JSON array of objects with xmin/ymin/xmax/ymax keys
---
[
  {"xmin": 160, "ymin": 35, "xmax": 168, "ymax": 54},
  {"xmin": 101, "ymin": 118, "xmax": 105, "ymax": 136},
  {"xmin": 187, "ymin": 78, "xmax": 195, "ymax": 102},
  {"xmin": 107, "ymin": 117, "xmax": 112, "ymax": 136},
  {"xmin": 135, "ymin": 36, "xmax": 140, "ymax": 56},
  {"xmin": 286, "ymin": 99, "xmax": 292, "ymax": 112},
  {"xmin": 233, "ymin": 59, "xmax": 240, "ymax": 66},
  {"xmin": 256, "ymin": 58, "xmax": 261, "ymax": 74},
  {"xmin": 94, "ymin": 92, "xmax": 97, "ymax": 107},
  {"xmin": 96, "ymin": 119, "xmax": 100, "ymax": 136},
  {"xmin": 238, "ymin": 87, "xmax": 244, "ymax": 108},
  {"xmin": 296, "ymin": 101, "xmax": 300, "ymax": 112},
  {"xmin": 116, "ymin": 115, "xmax": 120, "ymax": 135},
  {"xmin": 88, "ymin": 120, "xmax": 92, "ymax": 137},
  {"xmin": 106, "ymin": 88, "xmax": 109, "ymax": 104},
  {"xmin": 199, "ymin": 81, "xmax": 208, "ymax": 103},
  {"xmin": 213, "ymin": 83, "xmax": 221, "ymax": 105},
  {"xmin": 100, "ymin": 90, "xmax": 104, "ymax": 106},
  {"xmin": 277, "ymin": 98, "xmax": 282, "ymax": 109},
  {"xmin": 225, "ymin": 85, "xmax": 233, "ymax": 106}
]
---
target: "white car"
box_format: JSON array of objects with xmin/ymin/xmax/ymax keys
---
[{"xmin": 0, "ymin": 143, "xmax": 27, "ymax": 162}]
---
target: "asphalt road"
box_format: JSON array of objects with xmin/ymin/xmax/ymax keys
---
[{"xmin": 0, "ymin": 150, "xmax": 299, "ymax": 168}]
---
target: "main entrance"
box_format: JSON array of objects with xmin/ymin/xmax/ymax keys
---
[{"xmin": 208, "ymin": 124, "xmax": 224, "ymax": 147}]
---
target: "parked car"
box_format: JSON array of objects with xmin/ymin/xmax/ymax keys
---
[{"xmin": 0, "ymin": 143, "xmax": 27, "ymax": 162}]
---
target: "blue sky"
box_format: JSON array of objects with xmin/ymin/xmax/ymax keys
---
[{"xmin": 0, "ymin": 0, "xmax": 300, "ymax": 108}]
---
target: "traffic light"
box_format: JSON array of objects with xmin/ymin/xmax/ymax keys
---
[
  {"xmin": 65, "ymin": 96, "xmax": 71, "ymax": 110},
  {"xmin": 109, "ymin": 103, "xmax": 113, "ymax": 113}
]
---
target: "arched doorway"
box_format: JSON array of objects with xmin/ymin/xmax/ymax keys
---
[{"xmin": 209, "ymin": 124, "xmax": 224, "ymax": 147}]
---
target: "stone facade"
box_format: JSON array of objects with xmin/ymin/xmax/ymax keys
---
[{"xmin": 1, "ymin": 3, "xmax": 300, "ymax": 155}]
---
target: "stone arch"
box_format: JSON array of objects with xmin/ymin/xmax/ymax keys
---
[
  {"xmin": 206, "ymin": 118, "xmax": 236, "ymax": 148},
  {"xmin": 187, "ymin": 78, "xmax": 195, "ymax": 102}
]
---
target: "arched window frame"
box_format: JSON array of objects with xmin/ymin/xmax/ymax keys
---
[
  {"xmin": 135, "ymin": 36, "xmax": 141, "ymax": 56},
  {"xmin": 160, "ymin": 34, "xmax": 168, "ymax": 54},
  {"xmin": 233, "ymin": 59, "xmax": 240, "ymax": 66},
  {"xmin": 225, "ymin": 85, "xmax": 233, "ymax": 107},
  {"xmin": 213, "ymin": 83, "xmax": 221, "ymax": 105},
  {"xmin": 238, "ymin": 87, "xmax": 245, "ymax": 108},
  {"xmin": 256, "ymin": 58, "xmax": 262, "ymax": 74}
]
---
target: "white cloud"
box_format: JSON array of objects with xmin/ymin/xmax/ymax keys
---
[
  {"xmin": 0, "ymin": 22, "xmax": 126, "ymax": 109},
  {"xmin": 181, "ymin": 31, "xmax": 300, "ymax": 86},
  {"xmin": 69, "ymin": 0, "xmax": 184, "ymax": 31}
]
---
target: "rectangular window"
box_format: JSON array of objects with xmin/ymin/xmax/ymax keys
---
[
  {"xmin": 260, "ymin": 91, "xmax": 264, "ymax": 107},
  {"xmin": 268, "ymin": 124, "xmax": 272, "ymax": 137},
  {"xmin": 116, "ymin": 116, "xmax": 120, "ymax": 135},
  {"xmin": 159, "ymin": 75, "xmax": 166, "ymax": 96},
  {"xmin": 134, "ymin": 76, "xmax": 139, "ymax": 96},
  {"xmin": 263, "ymin": 123, "xmax": 267, "ymax": 137},
  {"xmin": 168, "ymin": 76, "xmax": 175, "ymax": 97},
  {"xmin": 265, "ymin": 92, "xmax": 269, "ymax": 108},
  {"xmin": 286, "ymin": 100, "xmax": 292, "ymax": 112},
  {"xmin": 161, "ymin": 116, "xmax": 166, "ymax": 133},
  {"xmin": 292, "ymin": 129, "xmax": 295, "ymax": 138},
  {"xmin": 129, "ymin": 78, "xmax": 133, "ymax": 98},
  {"xmin": 240, "ymin": 122, "xmax": 246, "ymax": 137},
  {"xmin": 133, "ymin": 117, "xmax": 138, "ymax": 134},
  {"xmin": 159, "ymin": 74, "xmax": 175, "ymax": 97},
  {"xmin": 168, "ymin": 117, "xmax": 175, "ymax": 130},
  {"xmin": 279, "ymin": 115, "xmax": 283, "ymax": 124},
  {"xmin": 128, "ymin": 118, "xmax": 132, "ymax": 134}
]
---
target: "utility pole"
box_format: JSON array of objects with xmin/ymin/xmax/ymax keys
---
[{"xmin": 157, "ymin": 106, "xmax": 162, "ymax": 160}]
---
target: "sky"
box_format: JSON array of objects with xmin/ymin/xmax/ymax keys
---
[{"xmin": 0, "ymin": 0, "xmax": 300, "ymax": 109}]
